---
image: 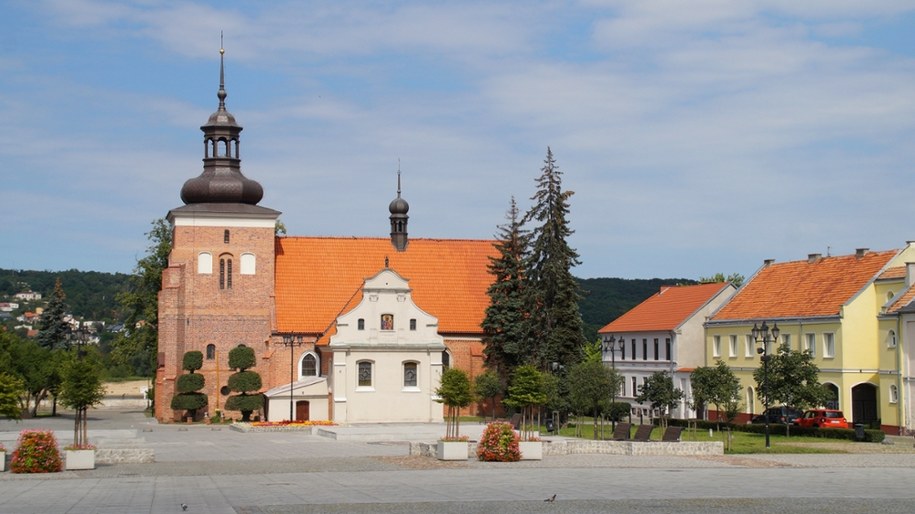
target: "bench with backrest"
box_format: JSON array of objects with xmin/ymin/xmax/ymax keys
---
[
  {"xmin": 661, "ymin": 425, "xmax": 683, "ymax": 442},
  {"xmin": 611, "ymin": 422, "xmax": 631, "ymax": 440},
  {"xmin": 632, "ymin": 424, "xmax": 654, "ymax": 442}
]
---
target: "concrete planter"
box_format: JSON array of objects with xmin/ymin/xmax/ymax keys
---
[
  {"xmin": 65, "ymin": 449, "xmax": 95, "ymax": 470},
  {"xmin": 436, "ymin": 440, "xmax": 469, "ymax": 461},
  {"xmin": 0, "ymin": 450, "xmax": 5, "ymax": 472},
  {"xmin": 519, "ymin": 440, "xmax": 543, "ymax": 460}
]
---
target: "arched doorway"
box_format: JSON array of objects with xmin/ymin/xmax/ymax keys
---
[
  {"xmin": 295, "ymin": 400, "xmax": 310, "ymax": 421},
  {"xmin": 851, "ymin": 383, "xmax": 877, "ymax": 425}
]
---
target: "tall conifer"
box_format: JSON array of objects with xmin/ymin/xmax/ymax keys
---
[
  {"xmin": 523, "ymin": 147, "xmax": 586, "ymax": 370},
  {"xmin": 482, "ymin": 197, "xmax": 529, "ymax": 382},
  {"xmin": 37, "ymin": 279, "xmax": 70, "ymax": 351}
]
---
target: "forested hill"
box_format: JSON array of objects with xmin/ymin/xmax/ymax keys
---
[
  {"xmin": 1, "ymin": 267, "xmax": 694, "ymax": 336},
  {"xmin": 0, "ymin": 268, "xmax": 130, "ymax": 322},
  {"xmin": 577, "ymin": 277, "xmax": 697, "ymax": 342}
]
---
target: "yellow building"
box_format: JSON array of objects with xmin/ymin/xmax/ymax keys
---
[{"xmin": 705, "ymin": 244, "xmax": 915, "ymax": 434}]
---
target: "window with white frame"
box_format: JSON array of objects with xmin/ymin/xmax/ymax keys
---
[
  {"xmin": 403, "ymin": 361, "xmax": 418, "ymax": 389},
  {"xmin": 300, "ymin": 353, "xmax": 318, "ymax": 377},
  {"xmin": 357, "ymin": 361, "xmax": 373, "ymax": 388},
  {"xmin": 781, "ymin": 333, "xmax": 791, "ymax": 349},
  {"xmin": 745, "ymin": 335, "xmax": 755, "ymax": 358},
  {"xmin": 631, "ymin": 377, "xmax": 637, "ymax": 397},
  {"xmin": 888, "ymin": 330, "xmax": 897, "ymax": 348},
  {"xmin": 805, "ymin": 333, "xmax": 816, "ymax": 357},
  {"xmin": 823, "ymin": 333, "xmax": 835, "ymax": 358},
  {"xmin": 890, "ymin": 384, "xmax": 899, "ymax": 403},
  {"xmin": 729, "ymin": 335, "xmax": 737, "ymax": 357},
  {"xmin": 713, "ymin": 336, "xmax": 721, "ymax": 358}
]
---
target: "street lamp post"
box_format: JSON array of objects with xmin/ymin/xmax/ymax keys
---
[
  {"xmin": 66, "ymin": 323, "xmax": 91, "ymax": 445},
  {"xmin": 281, "ymin": 334, "xmax": 304, "ymax": 422},
  {"xmin": 602, "ymin": 334, "xmax": 625, "ymax": 430},
  {"xmin": 751, "ymin": 321, "xmax": 780, "ymax": 449}
]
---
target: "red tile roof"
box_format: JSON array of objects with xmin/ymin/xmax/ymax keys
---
[
  {"xmin": 598, "ymin": 282, "xmax": 733, "ymax": 333},
  {"xmin": 887, "ymin": 285, "xmax": 915, "ymax": 314},
  {"xmin": 878, "ymin": 266, "xmax": 906, "ymax": 280},
  {"xmin": 711, "ymin": 250, "xmax": 898, "ymax": 321},
  {"xmin": 275, "ymin": 237, "xmax": 497, "ymax": 337}
]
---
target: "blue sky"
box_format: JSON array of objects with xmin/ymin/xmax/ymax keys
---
[{"xmin": 2, "ymin": 1, "xmax": 915, "ymax": 280}]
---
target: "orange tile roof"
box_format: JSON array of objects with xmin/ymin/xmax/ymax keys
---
[
  {"xmin": 598, "ymin": 282, "xmax": 733, "ymax": 333},
  {"xmin": 878, "ymin": 266, "xmax": 906, "ymax": 280},
  {"xmin": 887, "ymin": 284, "xmax": 915, "ymax": 314},
  {"xmin": 711, "ymin": 250, "xmax": 898, "ymax": 321},
  {"xmin": 275, "ymin": 237, "xmax": 497, "ymax": 337}
]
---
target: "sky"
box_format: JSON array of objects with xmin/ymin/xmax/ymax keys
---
[{"xmin": 2, "ymin": 1, "xmax": 915, "ymax": 280}]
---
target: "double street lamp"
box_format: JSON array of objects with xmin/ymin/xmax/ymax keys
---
[
  {"xmin": 751, "ymin": 321, "xmax": 779, "ymax": 449},
  {"xmin": 281, "ymin": 334, "xmax": 304, "ymax": 422},
  {"xmin": 602, "ymin": 334, "xmax": 626, "ymax": 429}
]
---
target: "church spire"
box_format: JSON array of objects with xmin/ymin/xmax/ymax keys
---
[
  {"xmin": 180, "ymin": 41, "xmax": 264, "ymax": 206},
  {"xmin": 389, "ymin": 167, "xmax": 409, "ymax": 251}
]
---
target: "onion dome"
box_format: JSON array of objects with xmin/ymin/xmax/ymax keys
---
[{"xmin": 180, "ymin": 46, "xmax": 264, "ymax": 206}]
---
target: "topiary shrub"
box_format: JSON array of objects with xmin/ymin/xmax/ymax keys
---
[
  {"xmin": 476, "ymin": 421, "xmax": 520, "ymax": 462},
  {"xmin": 171, "ymin": 351, "xmax": 207, "ymax": 420},
  {"xmin": 11, "ymin": 430, "xmax": 62, "ymax": 473},
  {"xmin": 226, "ymin": 346, "xmax": 263, "ymax": 422}
]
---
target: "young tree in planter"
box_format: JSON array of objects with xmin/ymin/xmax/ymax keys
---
[
  {"xmin": 635, "ymin": 371, "xmax": 683, "ymax": 428},
  {"xmin": 57, "ymin": 352, "xmax": 106, "ymax": 448},
  {"xmin": 436, "ymin": 367, "xmax": 474, "ymax": 440},
  {"xmin": 170, "ymin": 351, "xmax": 207, "ymax": 421},
  {"xmin": 225, "ymin": 346, "xmax": 263, "ymax": 422},
  {"xmin": 474, "ymin": 370, "xmax": 502, "ymax": 421},
  {"xmin": 504, "ymin": 365, "xmax": 548, "ymax": 441}
]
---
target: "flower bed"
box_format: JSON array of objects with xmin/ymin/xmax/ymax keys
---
[
  {"xmin": 11, "ymin": 430, "xmax": 62, "ymax": 473},
  {"xmin": 232, "ymin": 420, "xmax": 336, "ymax": 433}
]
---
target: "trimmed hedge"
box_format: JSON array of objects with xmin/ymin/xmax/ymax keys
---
[
  {"xmin": 182, "ymin": 351, "xmax": 203, "ymax": 372},
  {"xmin": 228, "ymin": 346, "xmax": 256, "ymax": 370},
  {"xmin": 176, "ymin": 373, "xmax": 205, "ymax": 394},
  {"xmin": 668, "ymin": 418, "xmax": 886, "ymax": 443},
  {"xmin": 228, "ymin": 370, "xmax": 262, "ymax": 393}
]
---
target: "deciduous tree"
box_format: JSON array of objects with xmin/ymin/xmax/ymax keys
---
[
  {"xmin": 635, "ymin": 371, "xmax": 683, "ymax": 428},
  {"xmin": 690, "ymin": 360, "xmax": 741, "ymax": 428}
]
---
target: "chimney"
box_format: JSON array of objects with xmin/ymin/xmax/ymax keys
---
[
  {"xmin": 808, "ymin": 253, "xmax": 822, "ymax": 264},
  {"xmin": 763, "ymin": 259, "xmax": 775, "ymax": 266},
  {"xmin": 856, "ymin": 248, "xmax": 868, "ymax": 259}
]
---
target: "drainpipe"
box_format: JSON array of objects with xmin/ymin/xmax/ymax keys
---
[{"xmin": 897, "ymin": 316, "xmax": 904, "ymax": 435}]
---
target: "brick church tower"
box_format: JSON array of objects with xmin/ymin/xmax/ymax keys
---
[{"xmin": 155, "ymin": 47, "xmax": 280, "ymax": 421}]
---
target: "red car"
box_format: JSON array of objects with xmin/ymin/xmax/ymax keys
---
[{"xmin": 794, "ymin": 409, "xmax": 849, "ymax": 429}]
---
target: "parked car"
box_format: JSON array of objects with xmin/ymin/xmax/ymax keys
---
[
  {"xmin": 749, "ymin": 406, "xmax": 803, "ymax": 425},
  {"xmin": 793, "ymin": 409, "xmax": 849, "ymax": 429}
]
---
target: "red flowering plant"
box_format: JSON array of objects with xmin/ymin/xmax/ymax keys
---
[
  {"xmin": 11, "ymin": 430, "xmax": 63, "ymax": 473},
  {"xmin": 476, "ymin": 421, "xmax": 521, "ymax": 462}
]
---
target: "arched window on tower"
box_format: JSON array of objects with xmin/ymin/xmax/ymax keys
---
[
  {"xmin": 300, "ymin": 353, "xmax": 318, "ymax": 378},
  {"xmin": 224, "ymin": 230, "xmax": 230, "ymax": 244},
  {"xmin": 219, "ymin": 255, "xmax": 233, "ymax": 289},
  {"xmin": 206, "ymin": 344, "xmax": 216, "ymax": 360}
]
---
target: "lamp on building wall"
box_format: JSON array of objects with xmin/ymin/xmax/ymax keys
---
[
  {"xmin": 602, "ymin": 335, "xmax": 626, "ymax": 430},
  {"xmin": 281, "ymin": 333, "xmax": 304, "ymax": 422},
  {"xmin": 751, "ymin": 321, "xmax": 779, "ymax": 449}
]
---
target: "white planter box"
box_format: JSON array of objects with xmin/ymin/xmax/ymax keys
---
[
  {"xmin": 519, "ymin": 441, "xmax": 543, "ymax": 460},
  {"xmin": 436, "ymin": 441, "xmax": 469, "ymax": 461},
  {"xmin": 65, "ymin": 449, "xmax": 95, "ymax": 470}
]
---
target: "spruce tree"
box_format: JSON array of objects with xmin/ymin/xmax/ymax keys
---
[
  {"xmin": 522, "ymin": 147, "xmax": 586, "ymax": 370},
  {"xmin": 482, "ymin": 197, "xmax": 529, "ymax": 382},
  {"xmin": 37, "ymin": 279, "xmax": 70, "ymax": 351}
]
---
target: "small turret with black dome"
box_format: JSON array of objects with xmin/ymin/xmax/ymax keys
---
[
  {"xmin": 180, "ymin": 46, "xmax": 264, "ymax": 206},
  {"xmin": 389, "ymin": 171, "xmax": 409, "ymax": 251}
]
